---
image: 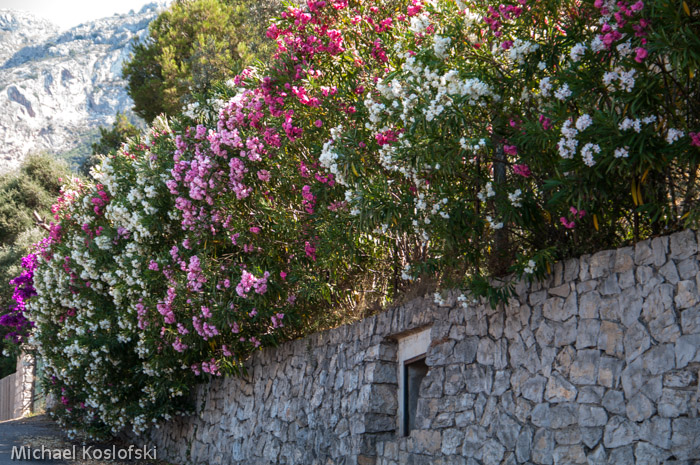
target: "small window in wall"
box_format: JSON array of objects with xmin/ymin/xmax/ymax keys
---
[{"xmin": 397, "ymin": 327, "xmax": 431, "ymax": 436}]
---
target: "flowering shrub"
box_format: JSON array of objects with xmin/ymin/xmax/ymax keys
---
[
  {"xmin": 4, "ymin": 0, "xmax": 699, "ymax": 438},
  {"xmin": 321, "ymin": 0, "xmax": 700, "ymax": 299}
]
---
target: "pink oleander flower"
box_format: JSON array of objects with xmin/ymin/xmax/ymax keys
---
[
  {"xmin": 634, "ymin": 47, "xmax": 648, "ymax": 63},
  {"xmin": 513, "ymin": 164, "xmax": 531, "ymax": 177},
  {"xmin": 257, "ymin": 169, "xmax": 271, "ymax": 182},
  {"xmin": 304, "ymin": 241, "xmax": 317, "ymax": 261},
  {"xmin": 539, "ymin": 114, "xmax": 552, "ymax": 130},
  {"xmin": 503, "ymin": 145, "xmax": 518, "ymax": 156},
  {"xmin": 570, "ymin": 207, "xmax": 586, "ymax": 219},
  {"xmin": 690, "ymin": 132, "xmax": 700, "ymax": 147},
  {"xmin": 560, "ymin": 217, "xmax": 576, "ymax": 229}
]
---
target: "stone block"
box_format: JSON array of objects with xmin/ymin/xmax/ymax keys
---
[
  {"xmin": 658, "ymin": 388, "xmax": 692, "ymax": 418},
  {"xmin": 623, "ymin": 321, "xmax": 650, "ymax": 362},
  {"xmin": 549, "ymin": 283, "xmax": 571, "ymax": 298},
  {"xmin": 600, "ymin": 274, "xmax": 621, "ymax": 296},
  {"xmin": 608, "ymin": 445, "xmax": 635, "ymax": 465},
  {"xmin": 535, "ymin": 321, "xmax": 554, "ymax": 347},
  {"xmin": 626, "ymin": 392, "xmax": 655, "ymax": 422},
  {"xmin": 578, "ymin": 405, "xmax": 608, "ymax": 427},
  {"xmin": 675, "ymin": 334, "xmax": 700, "ymax": 368},
  {"xmin": 598, "ymin": 321, "xmax": 624, "ymax": 358},
  {"xmin": 550, "ymin": 404, "xmax": 577, "ymax": 429},
  {"xmin": 603, "ymin": 415, "xmax": 639, "ymax": 448},
  {"xmin": 670, "ymin": 418, "xmax": 700, "ymax": 460},
  {"xmin": 659, "ymin": 260, "xmax": 680, "ymax": 284},
  {"xmin": 680, "ymin": 306, "xmax": 700, "ymax": 335},
  {"xmin": 421, "ymin": 367, "xmax": 445, "ymax": 399},
  {"xmin": 602, "ymin": 390, "xmax": 626, "ymax": 416},
  {"xmin": 634, "ymin": 442, "xmax": 671, "ymax": 465},
  {"xmin": 639, "ymin": 416, "xmax": 672, "ymax": 450},
  {"xmin": 495, "ymin": 413, "xmax": 521, "ymax": 450},
  {"xmin": 576, "ymin": 319, "xmax": 601, "ymax": 349},
  {"xmin": 553, "ymin": 346, "xmax": 575, "ymax": 377},
  {"xmin": 569, "ymin": 349, "xmax": 600, "ymax": 385},
  {"xmin": 461, "ymin": 425, "xmax": 487, "ymax": 458},
  {"xmin": 476, "ymin": 338, "xmax": 508, "ymax": 369},
  {"xmin": 634, "ymin": 239, "xmax": 653, "ymax": 265},
  {"xmin": 545, "ymin": 373, "xmax": 577, "ymax": 403},
  {"xmin": 588, "ymin": 445, "xmax": 607, "ymax": 465},
  {"xmin": 479, "ymin": 439, "xmax": 505, "ymax": 465},
  {"xmin": 553, "ymin": 318, "xmax": 577, "ymax": 347},
  {"xmin": 515, "ymin": 427, "xmax": 532, "ymax": 463},
  {"xmin": 521, "ymin": 375, "xmax": 546, "ymax": 403},
  {"xmin": 493, "ymin": 370, "xmax": 510, "ymax": 396},
  {"xmin": 543, "ymin": 297, "xmax": 564, "ymax": 321},
  {"xmin": 552, "ymin": 444, "xmax": 586, "ymax": 464},
  {"xmin": 579, "ymin": 291, "xmax": 601, "ymax": 319},
  {"xmin": 669, "ymin": 229, "xmax": 697, "ymax": 260},
  {"xmin": 532, "ymin": 428, "xmax": 554, "ymax": 465},
  {"xmin": 642, "ymin": 284, "xmax": 674, "ymax": 321},
  {"xmin": 618, "ymin": 269, "xmax": 635, "ymax": 289},
  {"xmin": 614, "ymin": 247, "xmax": 635, "ymax": 273},
  {"xmin": 581, "ymin": 427, "xmax": 603, "ymax": 449},
  {"xmin": 648, "ymin": 310, "xmax": 681, "ymax": 344},
  {"xmin": 619, "ymin": 287, "xmax": 644, "ymax": 327},
  {"xmin": 675, "ymin": 280, "xmax": 699, "ymax": 309},
  {"xmin": 426, "ymin": 339, "xmax": 456, "ymax": 366},
  {"xmin": 441, "ymin": 428, "xmax": 464, "ymax": 455},
  {"xmin": 409, "ymin": 429, "xmax": 441, "ymax": 455},
  {"xmin": 590, "ymin": 250, "xmax": 614, "ymax": 279},
  {"xmin": 464, "ymin": 364, "xmax": 493, "ymax": 394},
  {"xmin": 576, "ymin": 385, "xmax": 604, "ymax": 404},
  {"xmin": 576, "ymin": 279, "xmax": 597, "ymax": 294},
  {"xmin": 641, "ymin": 344, "xmax": 676, "ymax": 376},
  {"xmin": 598, "ymin": 356, "xmax": 623, "ymax": 388},
  {"xmin": 651, "ymin": 236, "xmax": 670, "ymax": 266},
  {"xmin": 663, "ymin": 369, "xmax": 697, "ymax": 388},
  {"xmin": 530, "ymin": 403, "xmax": 551, "ymax": 428},
  {"xmin": 677, "ymin": 257, "xmax": 699, "ymax": 280}
]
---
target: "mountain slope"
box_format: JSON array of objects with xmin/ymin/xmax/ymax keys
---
[{"xmin": 0, "ymin": 4, "xmax": 164, "ymax": 171}]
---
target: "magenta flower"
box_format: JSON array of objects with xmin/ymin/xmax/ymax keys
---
[
  {"xmin": 513, "ymin": 164, "xmax": 531, "ymax": 177},
  {"xmin": 503, "ymin": 145, "xmax": 518, "ymax": 156},
  {"xmin": 634, "ymin": 47, "xmax": 648, "ymax": 63},
  {"xmin": 690, "ymin": 132, "xmax": 700, "ymax": 147}
]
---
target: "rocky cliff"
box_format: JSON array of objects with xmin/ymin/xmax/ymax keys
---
[{"xmin": 0, "ymin": 4, "xmax": 163, "ymax": 171}]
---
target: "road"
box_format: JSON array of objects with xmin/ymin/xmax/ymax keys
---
[{"xmin": 0, "ymin": 415, "xmax": 67, "ymax": 464}]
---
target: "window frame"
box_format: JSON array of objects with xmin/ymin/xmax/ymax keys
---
[{"xmin": 396, "ymin": 327, "xmax": 431, "ymax": 436}]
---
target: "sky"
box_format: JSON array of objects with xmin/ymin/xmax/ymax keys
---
[{"xmin": 0, "ymin": 0, "xmax": 164, "ymax": 30}]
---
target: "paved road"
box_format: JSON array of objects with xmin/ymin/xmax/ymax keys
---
[{"xmin": 0, "ymin": 415, "xmax": 67, "ymax": 464}]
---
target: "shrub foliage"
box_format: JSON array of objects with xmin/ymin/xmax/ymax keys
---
[{"xmin": 3, "ymin": 0, "xmax": 699, "ymax": 438}]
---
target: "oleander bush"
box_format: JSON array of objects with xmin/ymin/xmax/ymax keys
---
[{"xmin": 3, "ymin": 0, "xmax": 699, "ymax": 438}]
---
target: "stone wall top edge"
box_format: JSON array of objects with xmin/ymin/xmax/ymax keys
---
[{"xmin": 239, "ymin": 228, "xmax": 698, "ymax": 373}]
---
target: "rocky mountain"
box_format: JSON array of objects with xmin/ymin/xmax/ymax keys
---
[{"xmin": 0, "ymin": 4, "xmax": 164, "ymax": 171}]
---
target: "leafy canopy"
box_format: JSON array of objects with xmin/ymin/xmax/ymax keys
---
[{"xmin": 122, "ymin": 0, "xmax": 280, "ymax": 122}]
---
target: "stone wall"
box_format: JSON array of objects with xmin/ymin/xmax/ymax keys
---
[{"xmin": 138, "ymin": 230, "xmax": 700, "ymax": 464}]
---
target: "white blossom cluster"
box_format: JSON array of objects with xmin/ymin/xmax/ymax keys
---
[
  {"xmin": 318, "ymin": 125, "xmax": 347, "ymax": 185},
  {"xmin": 506, "ymin": 39, "xmax": 539, "ymax": 64},
  {"xmin": 28, "ymin": 136, "xmax": 187, "ymax": 438},
  {"xmin": 603, "ymin": 67, "xmax": 636, "ymax": 92}
]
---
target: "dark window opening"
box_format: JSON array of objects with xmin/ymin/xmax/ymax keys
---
[{"xmin": 403, "ymin": 356, "xmax": 428, "ymax": 436}]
